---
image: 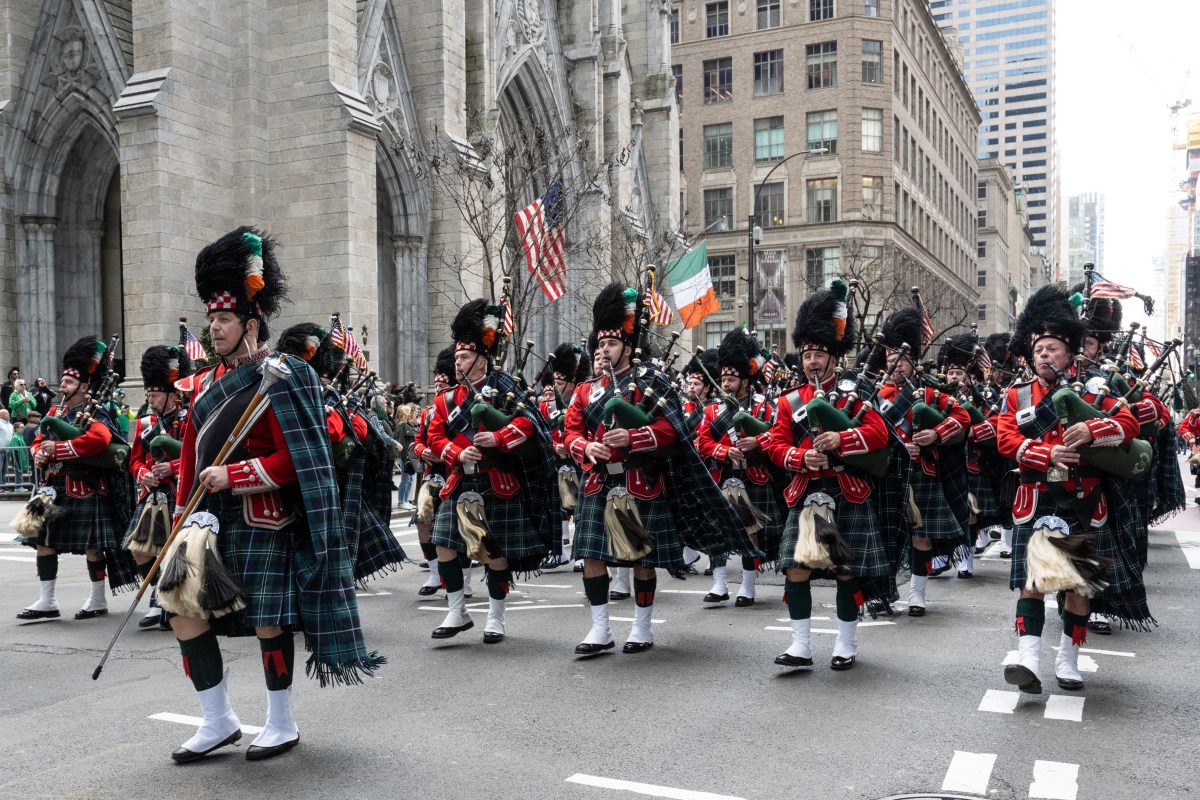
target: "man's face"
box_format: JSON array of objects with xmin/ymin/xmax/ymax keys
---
[
  {"xmin": 433, "ymin": 376, "xmax": 450, "ymax": 393},
  {"xmin": 596, "ymin": 338, "xmax": 629, "ymax": 371},
  {"xmin": 1032, "ymin": 337, "xmax": 1070, "ymax": 380},
  {"xmin": 801, "ymin": 349, "xmax": 833, "ymax": 381},
  {"xmin": 886, "ymin": 351, "xmax": 914, "ymax": 382},
  {"xmin": 59, "ymin": 375, "xmax": 81, "ymax": 399},
  {"xmin": 145, "ymin": 390, "xmax": 170, "ymax": 414},
  {"xmin": 553, "ymin": 375, "xmax": 572, "ymax": 397},
  {"xmin": 207, "ymin": 311, "xmax": 246, "ymax": 357},
  {"xmin": 720, "ymin": 373, "xmax": 746, "ymax": 396},
  {"xmin": 454, "ymin": 349, "xmax": 485, "ymax": 383},
  {"xmin": 1081, "ymin": 336, "xmax": 1100, "ymax": 361},
  {"xmin": 946, "ymin": 366, "xmax": 967, "ymax": 385},
  {"xmin": 686, "ymin": 374, "xmax": 706, "ymax": 400}
]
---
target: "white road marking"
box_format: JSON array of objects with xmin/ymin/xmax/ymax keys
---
[
  {"xmin": 774, "ymin": 617, "xmax": 831, "ymax": 622},
  {"xmin": 1029, "ymin": 760, "xmax": 1079, "ymax": 800},
  {"xmin": 659, "ymin": 589, "xmax": 710, "ymax": 595},
  {"xmin": 978, "ymin": 689, "xmax": 1020, "ymax": 714},
  {"xmin": 1174, "ymin": 531, "xmax": 1200, "ymax": 569},
  {"xmin": 565, "ymin": 773, "xmax": 747, "ymax": 800},
  {"xmin": 519, "ymin": 584, "xmax": 576, "ymax": 589},
  {"xmin": 611, "ymin": 616, "xmax": 665, "ymax": 625},
  {"xmin": 1077, "ymin": 646, "xmax": 1135, "ymax": 658},
  {"xmin": 1044, "ymin": 695, "xmax": 1086, "ymax": 722},
  {"xmin": 355, "ymin": 590, "xmax": 392, "ymax": 597},
  {"xmin": 0, "ymin": 555, "xmax": 36, "ymax": 563},
  {"xmin": 940, "ymin": 751, "xmax": 996, "ymax": 794},
  {"xmin": 149, "ymin": 712, "xmax": 263, "ymax": 735},
  {"xmin": 0, "ymin": 533, "xmax": 19, "ymax": 543}
]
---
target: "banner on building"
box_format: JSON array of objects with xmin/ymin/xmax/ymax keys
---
[{"xmin": 754, "ymin": 249, "xmax": 787, "ymax": 324}]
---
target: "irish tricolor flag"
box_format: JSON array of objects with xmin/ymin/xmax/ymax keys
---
[{"xmin": 665, "ymin": 241, "xmax": 719, "ymax": 329}]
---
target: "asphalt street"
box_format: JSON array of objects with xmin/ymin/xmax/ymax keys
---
[{"xmin": 0, "ymin": 477, "xmax": 1197, "ymax": 800}]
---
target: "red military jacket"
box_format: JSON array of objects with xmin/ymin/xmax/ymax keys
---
[
  {"xmin": 426, "ymin": 380, "xmax": 534, "ymax": 499},
  {"xmin": 1180, "ymin": 408, "xmax": 1200, "ymax": 446},
  {"xmin": 996, "ymin": 376, "xmax": 1139, "ymax": 527},
  {"xmin": 1131, "ymin": 391, "xmax": 1171, "ymax": 434},
  {"xmin": 695, "ymin": 395, "xmax": 775, "ymax": 486},
  {"xmin": 327, "ymin": 409, "xmax": 368, "ymax": 443},
  {"xmin": 563, "ymin": 366, "xmax": 678, "ymax": 501},
  {"xmin": 175, "ymin": 354, "xmax": 298, "ymax": 531},
  {"xmin": 876, "ymin": 383, "xmax": 970, "ymax": 477},
  {"xmin": 128, "ymin": 412, "xmax": 183, "ymax": 502},
  {"xmin": 539, "ymin": 396, "xmax": 570, "ymax": 450},
  {"xmin": 765, "ymin": 374, "xmax": 889, "ymax": 507},
  {"xmin": 32, "ymin": 406, "xmax": 113, "ymax": 499}
]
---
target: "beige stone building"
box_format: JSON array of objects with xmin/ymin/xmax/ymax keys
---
[
  {"xmin": 670, "ymin": 0, "xmax": 980, "ymax": 354},
  {"xmin": 974, "ymin": 159, "xmax": 1038, "ymax": 335},
  {"xmin": 0, "ymin": 0, "xmax": 678, "ymax": 387}
]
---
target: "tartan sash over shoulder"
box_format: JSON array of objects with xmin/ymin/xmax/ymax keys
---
[{"xmin": 190, "ymin": 355, "xmax": 384, "ymax": 686}]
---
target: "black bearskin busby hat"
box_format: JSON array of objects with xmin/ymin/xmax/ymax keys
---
[
  {"xmin": 433, "ymin": 346, "xmax": 458, "ymax": 387},
  {"xmin": 683, "ymin": 349, "xmax": 720, "ymax": 391},
  {"xmin": 983, "ymin": 332, "xmax": 1018, "ymax": 375},
  {"xmin": 550, "ymin": 343, "xmax": 589, "ymax": 385},
  {"xmin": 194, "ymin": 226, "xmax": 287, "ymax": 342},
  {"xmin": 718, "ymin": 327, "xmax": 764, "ymax": 383},
  {"xmin": 140, "ymin": 345, "xmax": 194, "ymax": 393},
  {"xmin": 61, "ymin": 336, "xmax": 106, "ymax": 387},
  {"xmin": 938, "ymin": 333, "xmax": 977, "ymax": 370},
  {"xmin": 1070, "ymin": 283, "xmax": 1122, "ymax": 346},
  {"xmin": 589, "ymin": 283, "xmax": 641, "ymax": 353},
  {"xmin": 451, "ymin": 299, "xmax": 504, "ymax": 360},
  {"xmin": 869, "ymin": 307, "xmax": 925, "ymax": 374},
  {"xmin": 275, "ymin": 323, "xmax": 343, "ymax": 379},
  {"xmin": 792, "ymin": 279, "xmax": 854, "ymax": 357},
  {"xmin": 1011, "ymin": 284, "xmax": 1086, "ymax": 360}
]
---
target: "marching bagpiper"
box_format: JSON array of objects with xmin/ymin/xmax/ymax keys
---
[
  {"xmin": 123, "ymin": 344, "xmax": 193, "ymax": 630},
  {"xmin": 15, "ymin": 336, "xmax": 137, "ymax": 622},
  {"xmin": 161, "ymin": 227, "xmax": 381, "ymax": 763},
  {"xmin": 996, "ymin": 285, "xmax": 1146, "ymax": 695},
  {"xmin": 694, "ymin": 328, "xmax": 783, "ymax": 607},
  {"xmin": 411, "ymin": 346, "xmax": 458, "ymax": 597},
  {"xmin": 682, "ymin": 349, "xmax": 719, "ymax": 434},
  {"xmin": 982, "ymin": 332, "xmax": 1020, "ymax": 558},
  {"xmin": 423, "ymin": 298, "xmax": 557, "ymax": 645},
  {"xmin": 538, "ymin": 343, "xmax": 590, "ymax": 571}
]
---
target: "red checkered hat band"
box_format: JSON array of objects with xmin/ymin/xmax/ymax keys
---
[
  {"xmin": 720, "ymin": 366, "xmax": 740, "ymax": 377},
  {"xmin": 144, "ymin": 384, "xmax": 167, "ymax": 392},
  {"xmin": 206, "ymin": 292, "xmax": 239, "ymax": 312},
  {"xmin": 596, "ymin": 329, "xmax": 627, "ymax": 341},
  {"xmin": 800, "ymin": 343, "xmax": 830, "ymax": 353},
  {"xmin": 455, "ymin": 341, "xmax": 478, "ymax": 352},
  {"xmin": 62, "ymin": 368, "xmax": 82, "ymax": 379}
]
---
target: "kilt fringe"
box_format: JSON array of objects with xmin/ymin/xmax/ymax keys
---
[{"xmin": 304, "ymin": 649, "xmax": 387, "ymax": 688}]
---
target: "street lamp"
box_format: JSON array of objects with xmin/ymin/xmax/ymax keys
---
[{"xmin": 746, "ymin": 147, "xmax": 828, "ymax": 331}]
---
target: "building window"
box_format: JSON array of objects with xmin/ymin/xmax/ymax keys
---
[
  {"xmin": 977, "ymin": 269, "xmax": 988, "ymax": 287},
  {"xmin": 755, "ymin": 182, "xmax": 786, "ymax": 228},
  {"xmin": 862, "ymin": 176, "xmax": 883, "ymax": 220},
  {"xmin": 754, "ymin": 116, "xmax": 785, "ymax": 162},
  {"xmin": 704, "ymin": 57, "xmax": 733, "ymax": 103},
  {"xmin": 706, "ymin": 2, "xmax": 729, "ymax": 37},
  {"xmin": 864, "ymin": 0, "xmax": 878, "ymax": 16},
  {"xmin": 806, "ymin": 42, "xmax": 837, "ymax": 89},
  {"xmin": 859, "ymin": 244, "xmax": 883, "ymax": 281},
  {"xmin": 672, "ymin": 64, "xmax": 683, "ymax": 108},
  {"xmin": 753, "ymin": 50, "xmax": 784, "ymax": 96},
  {"xmin": 977, "ymin": 303, "xmax": 988, "ymax": 322},
  {"xmin": 806, "ymin": 109, "xmax": 837, "ymax": 155},
  {"xmin": 809, "ymin": 0, "xmax": 834, "ymax": 22},
  {"xmin": 704, "ymin": 187, "xmax": 734, "ymax": 231},
  {"xmin": 703, "ymin": 122, "xmax": 734, "ymax": 169},
  {"xmin": 806, "ymin": 178, "xmax": 838, "ymax": 223},
  {"xmin": 757, "ymin": 0, "xmax": 781, "ymax": 29},
  {"xmin": 977, "ymin": 180, "xmax": 987, "ymax": 199},
  {"xmin": 806, "ymin": 246, "xmax": 840, "ymax": 287},
  {"xmin": 861, "ymin": 40, "xmax": 883, "ymax": 84},
  {"xmin": 977, "ymin": 241, "xmax": 986, "ymax": 258},
  {"xmin": 861, "ymin": 108, "xmax": 883, "ymax": 152},
  {"xmin": 678, "ymin": 127, "xmax": 684, "ymax": 172},
  {"xmin": 977, "ymin": 209, "xmax": 987, "ymax": 228},
  {"xmin": 708, "ymin": 255, "xmax": 737, "ymax": 300},
  {"xmin": 671, "ymin": 8, "xmax": 680, "ymax": 44},
  {"xmin": 757, "ymin": 324, "xmax": 787, "ymax": 353},
  {"xmin": 706, "ymin": 320, "xmax": 734, "ymax": 349}
]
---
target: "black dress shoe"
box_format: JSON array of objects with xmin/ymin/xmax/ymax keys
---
[
  {"xmin": 15, "ymin": 608, "xmax": 60, "ymax": 620},
  {"xmin": 930, "ymin": 564, "xmax": 950, "ymax": 578},
  {"xmin": 574, "ymin": 640, "xmax": 615, "ymax": 656},
  {"xmin": 734, "ymin": 596, "xmax": 755, "ymax": 607},
  {"xmin": 171, "ymin": 729, "xmax": 243, "ymax": 763},
  {"xmin": 957, "ymin": 570, "xmax": 973, "ymax": 579},
  {"xmin": 138, "ymin": 613, "xmax": 164, "ymax": 629},
  {"xmin": 572, "ymin": 562, "xmax": 584, "ymax": 573},
  {"xmin": 482, "ymin": 631, "xmax": 505, "ymax": 644},
  {"xmin": 622, "ymin": 640, "xmax": 653, "ymax": 654},
  {"xmin": 703, "ymin": 566, "xmax": 713, "ymax": 576},
  {"xmin": 431, "ymin": 619, "xmax": 474, "ymax": 639},
  {"xmin": 702, "ymin": 592, "xmax": 729, "ymax": 604},
  {"xmin": 830, "ymin": 655, "xmax": 856, "ymax": 671},
  {"xmin": 1056, "ymin": 674, "xmax": 1084, "ymax": 691},
  {"xmin": 417, "ymin": 584, "xmax": 441, "ymax": 596},
  {"xmin": 908, "ymin": 605, "xmax": 926, "ymax": 617},
  {"xmin": 245, "ymin": 736, "xmax": 299, "ymax": 762},
  {"xmin": 974, "ymin": 546, "xmax": 987, "ymax": 555},
  {"xmin": 773, "ymin": 652, "xmax": 813, "ymax": 668},
  {"xmin": 667, "ymin": 568, "xmax": 688, "ymax": 580},
  {"xmin": 999, "ymin": 551, "xmax": 1012, "ymax": 559},
  {"xmin": 1087, "ymin": 618, "xmax": 1112, "ymax": 635},
  {"xmin": 1003, "ymin": 664, "xmax": 1042, "ymax": 694},
  {"xmin": 609, "ymin": 590, "xmax": 630, "ymax": 601},
  {"xmin": 540, "ymin": 554, "xmax": 567, "ymax": 570},
  {"xmin": 74, "ymin": 608, "xmax": 109, "ymax": 620}
]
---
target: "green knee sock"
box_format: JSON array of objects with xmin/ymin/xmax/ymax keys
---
[
  {"xmin": 784, "ymin": 579, "xmax": 812, "ymax": 620},
  {"xmin": 835, "ymin": 579, "xmax": 861, "ymax": 622},
  {"xmin": 1015, "ymin": 597, "xmax": 1045, "ymax": 638},
  {"xmin": 178, "ymin": 629, "xmax": 223, "ymax": 692}
]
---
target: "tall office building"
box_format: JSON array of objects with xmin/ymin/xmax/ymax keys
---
[
  {"xmin": 1065, "ymin": 192, "xmax": 1104, "ymax": 287},
  {"xmin": 930, "ymin": 0, "xmax": 1057, "ymax": 275}
]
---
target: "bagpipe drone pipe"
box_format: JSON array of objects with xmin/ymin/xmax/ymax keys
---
[{"xmin": 1045, "ymin": 366, "xmax": 1152, "ymax": 480}]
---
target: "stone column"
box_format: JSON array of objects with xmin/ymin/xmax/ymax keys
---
[
  {"xmin": 16, "ymin": 218, "xmax": 58, "ymax": 381},
  {"xmin": 393, "ymin": 234, "xmax": 429, "ymax": 382}
]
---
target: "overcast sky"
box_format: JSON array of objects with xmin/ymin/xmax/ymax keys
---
[{"xmin": 1057, "ymin": 0, "xmax": 1200, "ymax": 288}]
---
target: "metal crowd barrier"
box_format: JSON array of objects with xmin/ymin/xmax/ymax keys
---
[{"xmin": 0, "ymin": 445, "xmax": 37, "ymax": 495}]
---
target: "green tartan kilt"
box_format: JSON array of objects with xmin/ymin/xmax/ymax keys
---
[
  {"xmin": 205, "ymin": 492, "xmax": 301, "ymax": 630},
  {"xmin": 967, "ymin": 469, "xmax": 1001, "ymax": 525},
  {"xmin": 571, "ymin": 474, "xmax": 684, "ymax": 569},
  {"xmin": 712, "ymin": 477, "xmax": 783, "ymax": 565},
  {"xmin": 912, "ymin": 470, "xmax": 969, "ymax": 555},
  {"xmin": 431, "ymin": 475, "xmax": 547, "ymax": 572},
  {"xmin": 19, "ymin": 481, "xmax": 123, "ymax": 555},
  {"xmin": 1130, "ymin": 476, "xmax": 1151, "ymax": 567},
  {"xmin": 777, "ymin": 485, "xmax": 889, "ymax": 581},
  {"xmin": 121, "ymin": 490, "xmax": 177, "ymax": 549}
]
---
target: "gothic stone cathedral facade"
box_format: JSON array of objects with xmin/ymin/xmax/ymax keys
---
[{"xmin": 0, "ymin": 0, "xmax": 679, "ymax": 384}]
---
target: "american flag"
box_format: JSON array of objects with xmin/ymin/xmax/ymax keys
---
[
  {"xmin": 1089, "ymin": 278, "xmax": 1138, "ymax": 300},
  {"xmin": 514, "ymin": 180, "xmax": 568, "ymax": 301},
  {"xmin": 331, "ymin": 317, "xmax": 369, "ymax": 371},
  {"xmin": 183, "ymin": 328, "xmax": 206, "ymax": 362},
  {"xmin": 976, "ymin": 345, "xmax": 992, "ymax": 371},
  {"xmin": 1129, "ymin": 346, "xmax": 1145, "ymax": 371},
  {"xmin": 501, "ymin": 294, "xmax": 515, "ymax": 336},
  {"xmin": 913, "ymin": 294, "xmax": 935, "ymax": 346},
  {"xmin": 649, "ymin": 289, "xmax": 674, "ymax": 325},
  {"xmin": 762, "ymin": 354, "xmax": 777, "ymax": 383}
]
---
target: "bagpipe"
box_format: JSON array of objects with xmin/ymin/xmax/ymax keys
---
[
  {"xmin": 1045, "ymin": 365, "xmax": 1152, "ymax": 480},
  {"xmin": 127, "ymin": 409, "xmax": 188, "ymax": 557}
]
